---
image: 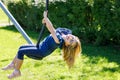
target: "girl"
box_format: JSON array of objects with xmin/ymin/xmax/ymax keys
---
[{"xmin": 2, "ymin": 11, "xmax": 82, "ymax": 79}]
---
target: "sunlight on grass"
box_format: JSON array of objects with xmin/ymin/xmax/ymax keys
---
[
  {"xmin": 0, "ymin": 8, "xmax": 9, "ymax": 22},
  {"xmin": 0, "ymin": 26, "xmax": 120, "ymax": 80}
]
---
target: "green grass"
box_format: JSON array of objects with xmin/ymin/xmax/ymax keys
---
[
  {"xmin": 0, "ymin": 26, "xmax": 120, "ymax": 80},
  {"xmin": 0, "ymin": 8, "xmax": 9, "ymax": 22}
]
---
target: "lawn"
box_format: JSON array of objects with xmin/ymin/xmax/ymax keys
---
[
  {"xmin": 0, "ymin": 26, "xmax": 120, "ymax": 80},
  {"xmin": 0, "ymin": 8, "xmax": 9, "ymax": 23}
]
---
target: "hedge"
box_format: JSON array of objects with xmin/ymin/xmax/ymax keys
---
[{"xmin": 6, "ymin": 0, "xmax": 120, "ymax": 46}]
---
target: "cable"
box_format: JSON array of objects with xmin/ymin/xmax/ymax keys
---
[{"xmin": 36, "ymin": 0, "xmax": 49, "ymax": 48}]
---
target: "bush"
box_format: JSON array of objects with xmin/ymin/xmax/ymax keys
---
[
  {"xmin": 7, "ymin": 0, "xmax": 44, "ymax": 31},
  {"xmin": 92, "ymin": 0, "xmax": 120, "ymax": 45},
  {"xmin": 6, "ymin": 0, "xmax": 120, "ymax": 46}
]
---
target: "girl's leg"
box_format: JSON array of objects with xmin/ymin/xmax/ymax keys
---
[
  {"xmin": 2, "ymin": 55, "xmax": 17, "ymax": 70},
  {"xmin": 8, "ymin": 58, "xmax": 23, "ymax": 79},
  {"xmin": 2, "ymin": 44, "xmax": 36, "ymax": 70},
  {"xmin": 7, "ymin": 45, "xmax": 40, "ymax": 65},
  {"xmin": 17, "ymin": 46, "xmax": 42, "ymax": 60},
  {"xmin": 7, "ymin": 46, "xmax": 42, "ymax": 79}
]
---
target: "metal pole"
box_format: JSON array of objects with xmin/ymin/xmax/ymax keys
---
[{"xmin": 0, "ymin": 1, "xmax": 33, "ymax": 44}]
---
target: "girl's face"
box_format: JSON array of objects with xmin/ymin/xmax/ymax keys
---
[{"xmin": 62, "ymin": 34, "xmax": 77, "ymax": 47}]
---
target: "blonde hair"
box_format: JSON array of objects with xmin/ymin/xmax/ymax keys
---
[{"xmin": 62, "ymin": 36, "xmax": 82, "ymax": 69}]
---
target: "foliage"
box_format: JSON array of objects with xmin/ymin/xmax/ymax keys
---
[
  {"xmin": 6, "ymin": 0, "xmax": 120, "ymax": 46},
  {"xmin": 6, "ymin": 0, "xmax": 45, "ymax": 31},
  {"xmin": 92, "ymin": 0, "xmax": 120, "ymax": 45}
]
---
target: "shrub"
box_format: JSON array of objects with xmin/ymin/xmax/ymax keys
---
[
  {"xmin": 92, "ymin": 0, "xmax": 120, "ymax": 45},
  {"xmin": 7, "ymin": 0, "xmax": 44, "ymax": 31},
  {"xmin": 6, "ymin": 0, "xmax": 120, "ymax": 46}
]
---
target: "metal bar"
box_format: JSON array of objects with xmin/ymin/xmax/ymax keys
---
[{"xmin": 0, "ymin": 1, "xmax": 33, "ymax": 44}]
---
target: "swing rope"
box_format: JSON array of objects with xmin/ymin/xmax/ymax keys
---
[{"xmin": 36, "ymin": 0, "xmax": 49, "ymax": 48}]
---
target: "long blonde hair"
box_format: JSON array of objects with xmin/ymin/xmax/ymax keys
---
[{"xmin": 62, "ymin": 36, "xmax": 82, "ymax": 68}]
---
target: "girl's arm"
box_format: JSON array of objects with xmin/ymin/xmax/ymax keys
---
[{"xmin": 42, "ymin": 11, "xmax": 59, "ymax": 44}]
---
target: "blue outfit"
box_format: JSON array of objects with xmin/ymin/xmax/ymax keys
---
[{"xmin": 17, "ymin": 28, "xmax": 72, "ymax": 60}]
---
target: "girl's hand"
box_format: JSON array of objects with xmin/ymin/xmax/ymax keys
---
[
  {"xmin": 42, "ymin": 18, "xmax": 46, "ymax": 24},
  {"xmin": 43, "ymin": 11, "xmax": 48, "ymax": 18}
]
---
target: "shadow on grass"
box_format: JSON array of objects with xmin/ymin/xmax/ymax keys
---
[
  {"xmin": 0, "ymin": 25, "xmax": 18, "ymax": 32},
  {"xmin": 0, "ymin": 59, "xmax": 9, "ymax": 62},
  {"xmin": 102, "ymin": 67, "xmax": 119, "ymax": 72},
  {"xmin": 82, "ymin": 43, "xmax": 120, "ymax": 64}
]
